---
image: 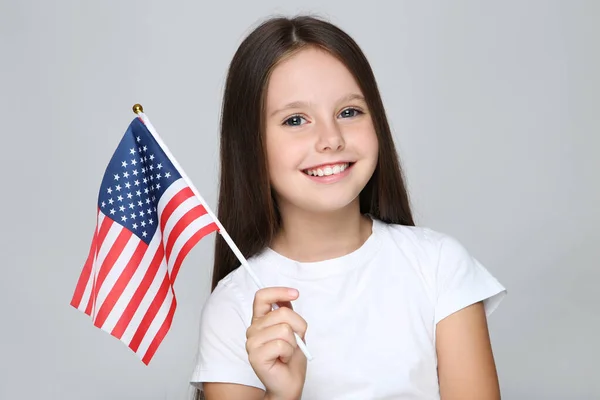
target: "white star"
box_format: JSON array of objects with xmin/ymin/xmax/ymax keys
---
[
  {"xmin": 121, "ymin": 215, "xmax": 127, "ymax": 222},
  {"xmin": 127, "ymin": 192, "xmax": 133, "ymax": 199},
  {"xmin": 141, "ymin": 220, "xmax": 146, "ymax": 227},
  {"xmin": 139, "ymin": 210, "xmax": 145, "ymax": 217},
  {"xmin": 156, "ymin": 173, "xmax": 161, "ymax": 179},
  {"xmin": 149, "ymin": 164, "xmax": 154, "ymax": 171},
  {"xmin": 130, "ymin": 213, "xmax": 136, "ymax": 219},
  {"xmin": 125, "ymin": 182, "xmax": 131, "ymax": 189},
  {"xmin": 117, "ymin": 195, "xmax": 123, "ymax": 202},
  {"xmin": 149, "ymin": 154, "xmax": 155, "ymax": 161},
  {"xmin": 143, "ymin": 145, "xmax": 148, "ymax": 152},
  {"xmin": 137, "ymin": 200, "xmax": 143, "ymax": 207},
  {"xmin": 136, "ymin": 136, "xmax": 141, "ymax": 143},
  {"xmin": 144, "ymin": 188, "xmax": 149, "ymax": 194},
  {"xmin": 157, "ymin": 163, "xmax": 163, "ymax": 170},
  {"xmin": 129, "ymin": 202, "xmax": 135, "ymax": 209},
  {"xmin": 143, "ymin": 178, "xmax": 148, "ymax": 184},
  {"xmin": 142, "ymin": 231, "xmax": 147, "ymax": 237},
  {"xmin": 156, "ymin": 183, "xmax": 161, "ymax": 190},
  {"xmin": 148, "ymin": 218, "xmax": 154, "ymax": 225},
  {"xmin": 132, "ymin": 170, "xmax": 139, "ymax": 177},
  {"xmin": 132, "ymin": 223, "xmax": 138, "ymax": 229},
  {"xmin": 110, "ymin": 208, "xmax": 116, "ymax": 215},
  {"xmin": 136, "ymin": 190, "xmax": 141, "ymax": 197},
  {"xmin": 107, "ymin": 187, "xmax": 113, "ymax": 194},
  {"xmin": 138, "ymin": 147, "xmax": 142, "ymax": 153},
  {"xmin": 119, "ymin": 205, "xmax": 125, "ymax": 212},
  {"xmin": 123, "ymin": 171, "xmax": 130, "ymax": 179},
  {"xmin": 165, "ymin": 172, "xmax": 171, "ymax": 178},
  {"xmin": 131, "ymin": 159, "xmax": 137, "ymax": 166},
  {"xmin": 152, "ymin": 197, "xmax": 156, "ymax": 202},
  {"xmin": 145, "ymin": 198, "xmax": 151, "ymax": 205},
  {"xmin": 115, "ymin": 184, "xmax": 122, "ymax": 191},
  {"xmin": 114, "ymin": 173, "xmax": 119, "ymax": 181},
  {"xmin": 134, "ymin": 179, "xmax": 140, "ymax": 186},
  {"xmin": 101, "ymin": 201, "xmax": 106, "ymax": 208},
  {"xmin": 147, "ymin": 208, "xmax": 152, "ymax": 214},
  {"xmin": 130, "ymin": 148, "xmax": 136, "ymax": 155},
  {"xmin": 108, "ymin": 198, "xmax": 114, "ymax": 205},
  {"xmin": 121, "ymin": 161, "xmax": 128, "ymax": 168}
]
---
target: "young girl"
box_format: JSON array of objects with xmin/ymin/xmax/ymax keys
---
[{"xmin": 191, "ymin": 15, "xmax": 506, "ymax": 400}]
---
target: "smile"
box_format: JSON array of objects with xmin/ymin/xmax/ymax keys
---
[{"xmin": 303, "ymin": 162, "xmax": 353, "ymax": 177}]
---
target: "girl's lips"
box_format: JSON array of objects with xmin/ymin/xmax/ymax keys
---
[{"xmin": 302, "ymin": 162, "xmax": 354, "ymax": 184}]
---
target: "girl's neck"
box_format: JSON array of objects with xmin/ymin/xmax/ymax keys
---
[{"xmin": 270, "ymin": 200, "xmax": 373, "ymax": 263}]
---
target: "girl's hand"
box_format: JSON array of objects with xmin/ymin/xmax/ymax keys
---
[{"xmin": 245, "ymin": 287, "xmax": 308, "ymax": 400}]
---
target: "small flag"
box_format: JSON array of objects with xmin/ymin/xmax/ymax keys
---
[{"xmin": 71, "ymin": 114, "xmax": 219, "ymax": 364}]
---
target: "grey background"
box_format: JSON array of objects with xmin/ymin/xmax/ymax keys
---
[{"xmin": 1, "ymin": 1, "xmax": 598, "ymax": 399}]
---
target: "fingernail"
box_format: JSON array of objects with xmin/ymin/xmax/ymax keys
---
[{"xmin": 288, "ymin": 288, "xmax": 299, "ymax": 297}]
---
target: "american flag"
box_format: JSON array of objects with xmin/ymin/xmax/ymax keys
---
[{"xmin": 71, "ymin": 116, "xmax": 219, "ymax": 364}]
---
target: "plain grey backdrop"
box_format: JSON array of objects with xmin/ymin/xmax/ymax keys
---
[{"xmin": 1, "ymin": 1, "xmax": 598, "ymax": 399}]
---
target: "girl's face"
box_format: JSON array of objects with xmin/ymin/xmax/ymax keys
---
[{"xmin": 264, "ymin": 46, "xmax": 379, "ymax": 216}]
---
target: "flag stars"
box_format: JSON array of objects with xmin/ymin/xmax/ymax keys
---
[
  {"xmin": 136, "ymin": 136, "xmax": 141, "ymax": 143},
  {"xmin": 130, "ymin": 148, "xmax": 136, "ymax": 155},
  {"xmin": 131, "ymin": 159, "xmax": 137, "ymax": 166},
  {"xmin": 141, "ymin": 220, "xmax": 146, "ymax": 227},
  {"xmin": 142, "ymin": 231, "xmax": 147, "ymax": 238},
  {"xmin": 149, "ymin": 154, "xmax": 155, "ymax": 161},
  {"xmin": 108, "ymin": 198, "xmax": 114, "ymax": 205},
  {"xmin": 122, "ymin": 161, "xmax": 128, "ymax": 168},
  {"xmin": 114, "ymin": 173, "xmax": 120, "ymax": 181},
  {"xmin": 121, "ymin": 215, "xmax": 127, "ymax": 222},
  {"xmin": 117, "ymin": 195, "xmax": 123, "ymax": 202},
  {"xmin": 125, "ymin": 182, "xmax": 131, "ymax": 189},
  {"xmin": 123, "ymin": 171, "xmax": 130, "ymax": 179},
  {"xmin": 134, "ymin": 179, "xmax": 140, "ymax": 186},
  {"xmin": 127, "ymin": 192, "xmax": 133, "ymax": 199},
  {"xmin": 130, "ymin": 213, "xmax": 137, "ymax": 219},
  {"xmin": 115, "ymin": 184, "xmax": 122, "ymax": 191},
  {"xmin": 132, "ymin": 223, "xmax": 138, "ymax": 229},
  {"xmin": 101, "ymin": 201, "xmax": 106, "ymax": 208},
  {"xmin": 107, "ymin": 187, "xmax": 113, "ymax": 194},
  {"xmin": 136, "ymin": 190, "xmax": 141, "ymax": 197},
  {"xmin": 143, "ymin": 145, "xmax": 148, "ymax": 152},
  {"xmin": 156, "ymin": 173, "xmax": 161, "ymax": 179},
  {"xmin": 119, "ymin": 205, "xmax": 125, "ymax": 212},
  {"xmin": 165, "ymin": 172, "xmax": 171, "ymax": 179},
  {"xmin": 129, "ymin": 202, "xmax": 135, "ymax": 209},
  {"xmin": 110, "ymin": 208, "xmax": 116, "ymax": 215},
  {"xmin": 137, "ymin": 200, "xmax": 143, "ymax": 207},
  {"xmin": 157, "ymin": 163, "xmax": 162, "ymax": 170}
]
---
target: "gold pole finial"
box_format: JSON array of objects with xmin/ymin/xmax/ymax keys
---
[{"xmin": 132, "ymin": 103, "xmax": 144, "ymax": 114}]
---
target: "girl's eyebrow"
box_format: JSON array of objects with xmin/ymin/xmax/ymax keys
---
[{"xmin": 269, "ymin": 93, "xmax": 365, "ymax": 117}]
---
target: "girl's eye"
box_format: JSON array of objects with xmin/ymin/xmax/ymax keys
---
[
  {"xmin": 339, "ymin": 108, "xmax": 363, "ymax": 118},
  {"xmin": 283, "ymin": 115, "xmax": 307, "ymax": 127}
]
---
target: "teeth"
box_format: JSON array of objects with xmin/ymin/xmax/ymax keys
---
[{"xmin": 305, "ymin": 163, "xmax": 350, "ymax": 177}]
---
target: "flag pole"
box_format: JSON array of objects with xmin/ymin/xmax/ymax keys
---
[{"xmin": 131, "ymin": 104, "xmax": 313, "ymax": 361}]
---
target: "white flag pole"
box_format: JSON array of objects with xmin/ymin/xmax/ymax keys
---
[{"xmin": 132, "ymin": 105, "xmax": 313, "ymax": 361}]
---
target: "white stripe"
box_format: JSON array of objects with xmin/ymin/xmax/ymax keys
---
[
  {"xmin": 100, "ymin": 232, "xmax": 161, "ymax": 332},
  {"xmin": 162, "ymin": 196, "xmax": 200, "ymax": 246},
  {"xmin": 120, "ymin": 252, "xmax": 169, "ymax": 345},
  {"xmin": 94, "ymin": 222, "xmax": 123, "ymax": 283},
  {"xmin": 94, "ymin": 232, "xmax": 141, "ymax": 314},
  {"xmin": 157, "ymin": 178, "xmax": 187, "ymax": 215},
  {"xmin": 137, "ymin": 289, "xmax": 174, "ymax": 358},
  {"xmin": 77, "ymin": 212, "xmax": 105, "ymax": 311},
  {"xmin": 166, "ymin": 213, "xmax": 214, "ymax": 275}
]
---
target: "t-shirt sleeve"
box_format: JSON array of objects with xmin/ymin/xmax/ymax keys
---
[
  {"xmin": 433, "ymin": 233, "xmax": 507, "ymax": 325},
  {"xmin": 190, "ymin": 277, "xmax": 265, "ymax": 392}
]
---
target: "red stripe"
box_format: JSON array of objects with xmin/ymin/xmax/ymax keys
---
[
  {"xmin": 83, "ymin": 216, "xmax": 115, "ymax": 315},
  {"xmin": 111, "ymin": 245, "xmax": 164, "ymax": 339},
  {"xmin": 96, "ymin": 228, "xmax": 133, "ymax": 292},
  {"xmin": 165, "ymin": 205, "xmax": 208, "ymax": 262},
  {"xmin": 129, "ymin": 274, "xmax": 171, "ymax": 352},
  {"xmin": 160, "ymin": 187, "xmax": 194, "ymax": 232},
  {"xmin": 94, "ymin": 240, "xmax": 147, "ymax": 329},
  {"xmin": 96, "ymin": 216, "xmax": 114, "ymax": 251},
  {"xmin": 71, "ymin": 226, "xmax": 98, "ymax": 308},
  {"xmin": 142, "ymin": 295, "xmax": 177, "ymax": 365},
  {"xmin": 171, "ymin": 222, "xmax": 218, "ymax": 282}
]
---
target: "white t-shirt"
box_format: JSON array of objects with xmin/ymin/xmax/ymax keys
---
[{"xmin": 191, "ymin": 218, "xmax": 506, "ymax": 399}]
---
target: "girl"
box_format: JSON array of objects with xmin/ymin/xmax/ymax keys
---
[{"xmin": 191, "ymin": 15, "xmax": 506, "ymax": 400}]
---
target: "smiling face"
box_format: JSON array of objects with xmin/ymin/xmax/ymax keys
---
[{"xmin": 264, "ymin": 46, "xmax": 379, "ymax": 216}]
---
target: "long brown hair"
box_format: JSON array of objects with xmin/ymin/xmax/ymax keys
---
[{"xmin": 211, "ymin": 15, "xmax": 414, "ymax": 291}]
